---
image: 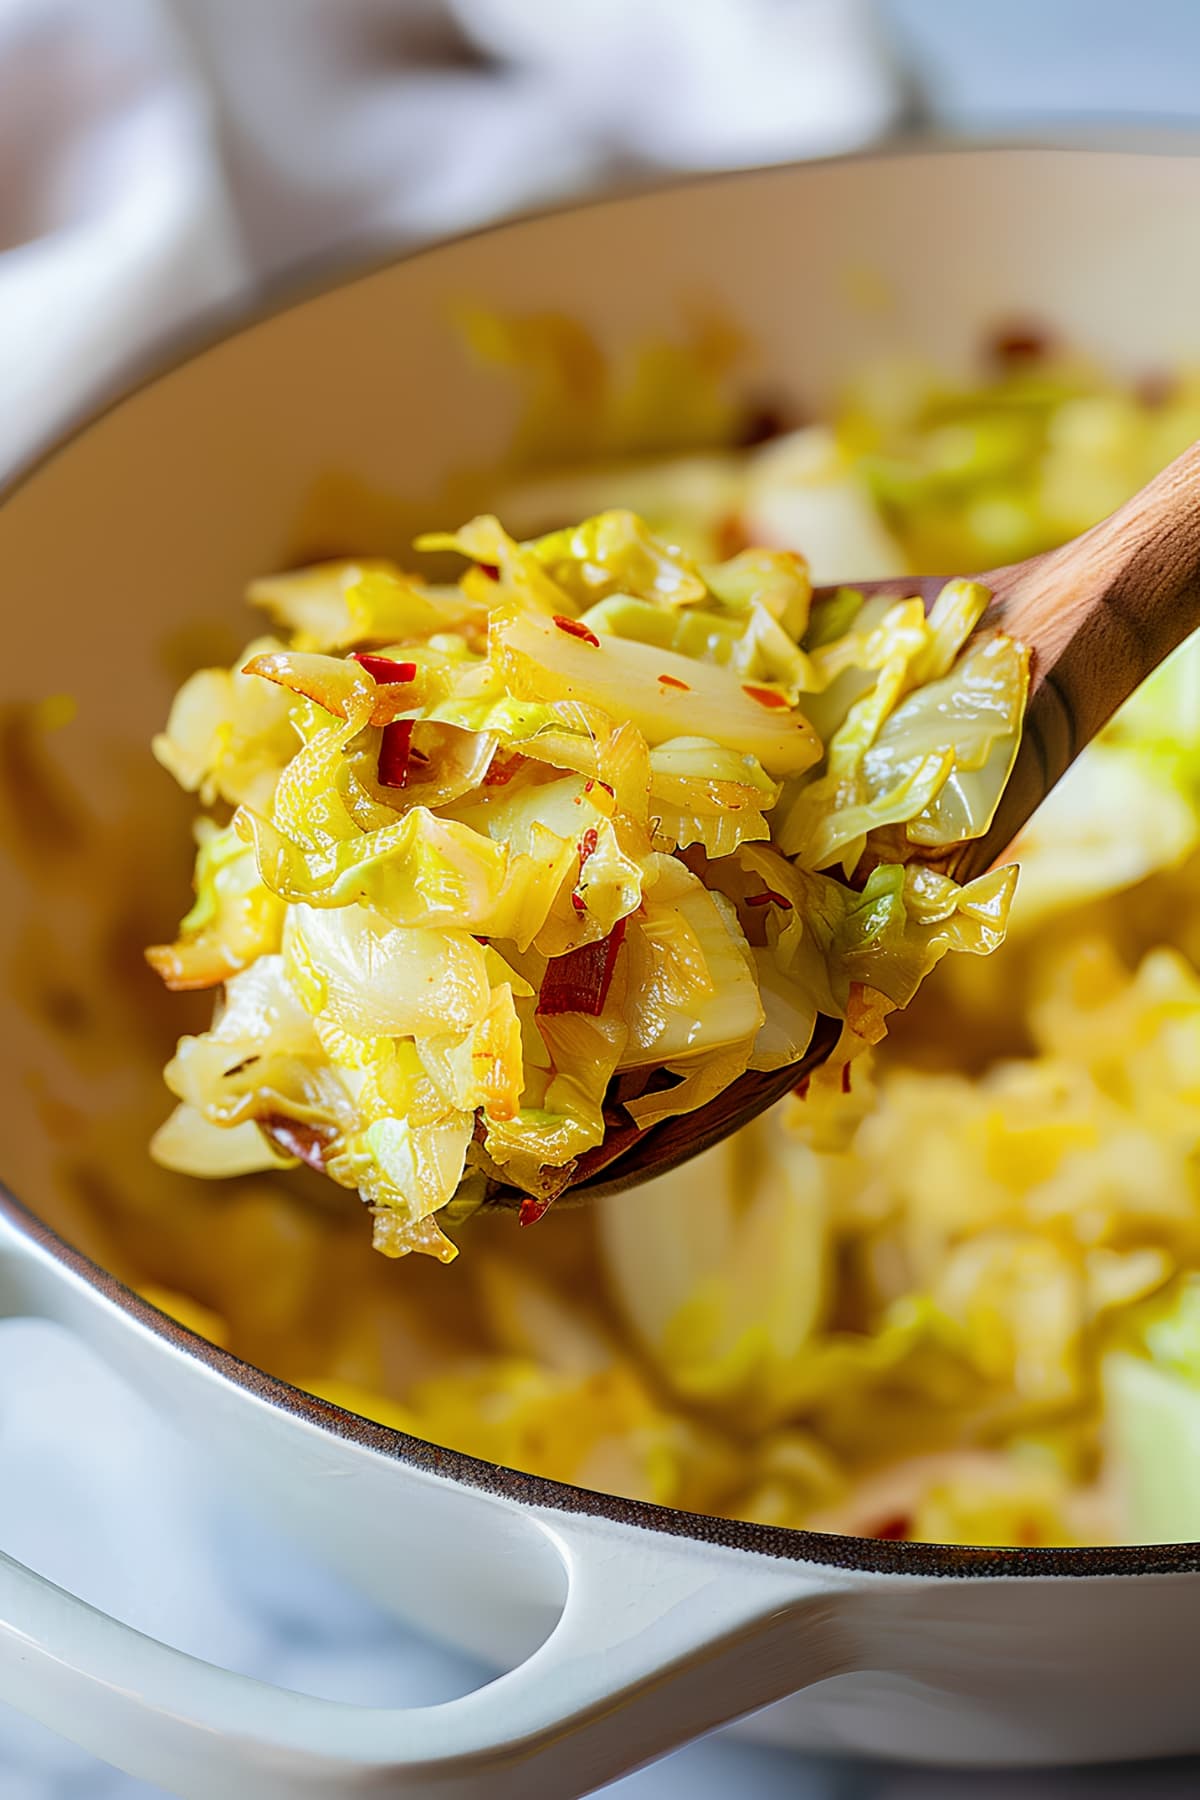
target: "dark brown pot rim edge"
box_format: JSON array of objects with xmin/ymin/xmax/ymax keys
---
[{"xmin": 3, "ymin": 1179, "xmax": 1196, "ymax": 1579}]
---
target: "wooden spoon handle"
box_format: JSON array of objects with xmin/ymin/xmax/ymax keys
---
[{"xmin": 957, "ymin": 436, "xmax": 1200, "ymax": 880}]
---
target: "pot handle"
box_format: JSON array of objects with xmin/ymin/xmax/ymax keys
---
[{"xmin": 0, "ymin": 1210, "xmax": 850, "ymax": 1798}]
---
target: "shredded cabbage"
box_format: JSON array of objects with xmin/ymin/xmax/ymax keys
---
[
  {"xmin": 151, "ymin": 504, "xmax": 1023, "ymax": 1257},
  {"xmin": 140, "ymin": 341, "xmax": 1200, "ymax": 1548}
]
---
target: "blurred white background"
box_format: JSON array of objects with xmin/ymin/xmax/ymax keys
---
[{"xmin": 5, "ymin": 2, "xmax": 1200, "ymax": 1794}]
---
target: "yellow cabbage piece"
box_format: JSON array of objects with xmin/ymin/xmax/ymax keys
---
[
  {"xmin": 283, "ymin": 904, "xmax": 493, "ymax": 1039},
  {"xmin": 152, "ymin": 636, "xmax": 299, "ymax": 811},
  {"xmin": 147, "ymin": 820, "xmax": 285, "ymax": 990},
  {"xmin": 162, "ymin": 955, "xmax": 357, "ymax": 1140},
  {"xmin": 247, "ymin": 559, "xmax": 479, "ymax": 652},
  {"xmin": 528, "ymin": 509, "xmax": 709, "ymax": 608},
  {"xmin": 493, "ymin": 604, "xmax": 822, "ymax": 776},
  {"xmin": 620, "ymin": 855, "xmax": 762, "ymax": 1068}
]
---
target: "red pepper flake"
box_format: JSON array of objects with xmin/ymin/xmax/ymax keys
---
[
  {"xmin": 742, "ymin": 683, "xmax": 789, "ymax": 711},
  {"xmin": 537, "ymin": 919, "xmax": 626, "ymax": 1018},
  {"xmin": 378, "ymin": 718, "xmax": 414, "ymax": 788},
  {"xmin": 260, "ymin": 1115, "xmax": 336, "ymax": 1173},
  {"xmin": 518, "ymin": 1196, "xmax": 553, "ymax": 1228},
  {"xmin": 484, "ymin": 751, "xmax": 525, "ymax": 787},
  {"xmin": 584, "ymin": 778, "xmax": 595, "ymax": 794},
  {"xmin": 408, "ymin": 747, "xmax": 430, "ymax": 767},
  {"xmin": 658, "ymin": 673, "xmax": 690, "ymax": 691},
  {"xmin": 478, "ymin": 562, "xmax": 500, "ymax": 581},
  {"xmin": 1137, "ymin": 370, "xmax": 1176, "ymax": 410},
  {"xmin": 735, "ymin": 397, "xmax": 790, "ymax": 448},
  {"xmin": 793, "ymin": 1076, "xmax": 811, "ymax": 1100},
  {"xmin": 352, "ymin": 653, "xmax": 418, "ymax": 684},
  {"xmin": 988, "ymin": 322, "xmax": 1051, "ymax": 366},
  {"xmin": 745, "ymin": 889, "xmax": 793, "ymax": 910},
  {"xmin": 553, "ymin": 614, "xmax": 601, "ymax": 648},
  {"xmin": 473, "ymin": 935, "xmax": 489, "ymax": 944},
  {"xmin": 872, "ymin": 1514, "xmax": 911, "ymax": 1542},
  {"xmin": 570, "ymin": 825, "xmax": 600, "ymax": 916},
  {"xmin": 841, "ymin": 1062, "xmax": 853, "ymax": 1096}
]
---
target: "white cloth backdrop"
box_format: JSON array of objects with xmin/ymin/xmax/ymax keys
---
[
  {"xmin": 0, "ymin": 0, "xmax": 899, "ymax": 474},
  {"xmin": 0, "ymin": 3, "xmax": 1196, "ymax": 1795}
]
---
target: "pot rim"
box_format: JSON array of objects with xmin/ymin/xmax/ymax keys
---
[
  {"xmin": 5, "ymin": 144, "xmax": 1200, "ymax": 1581},
  {"xmin": 4, "ymin": 1158, "xmax": 1198, "ymax": 1580}
]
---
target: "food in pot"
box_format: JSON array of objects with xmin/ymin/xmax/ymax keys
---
[{"xmin": 142, "ymin": 340, "xmax": 1200, "ymax": 1546}]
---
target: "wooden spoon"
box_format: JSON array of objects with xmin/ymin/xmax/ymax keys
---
[{"xmin": 486, "ymin": 437, "xmax": 1200, "ymax": 1211}]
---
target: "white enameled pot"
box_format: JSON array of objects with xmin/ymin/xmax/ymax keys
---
[{"xmin": 4, "ymin": 148, "xmax": 1200, "ymax": 1797}]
